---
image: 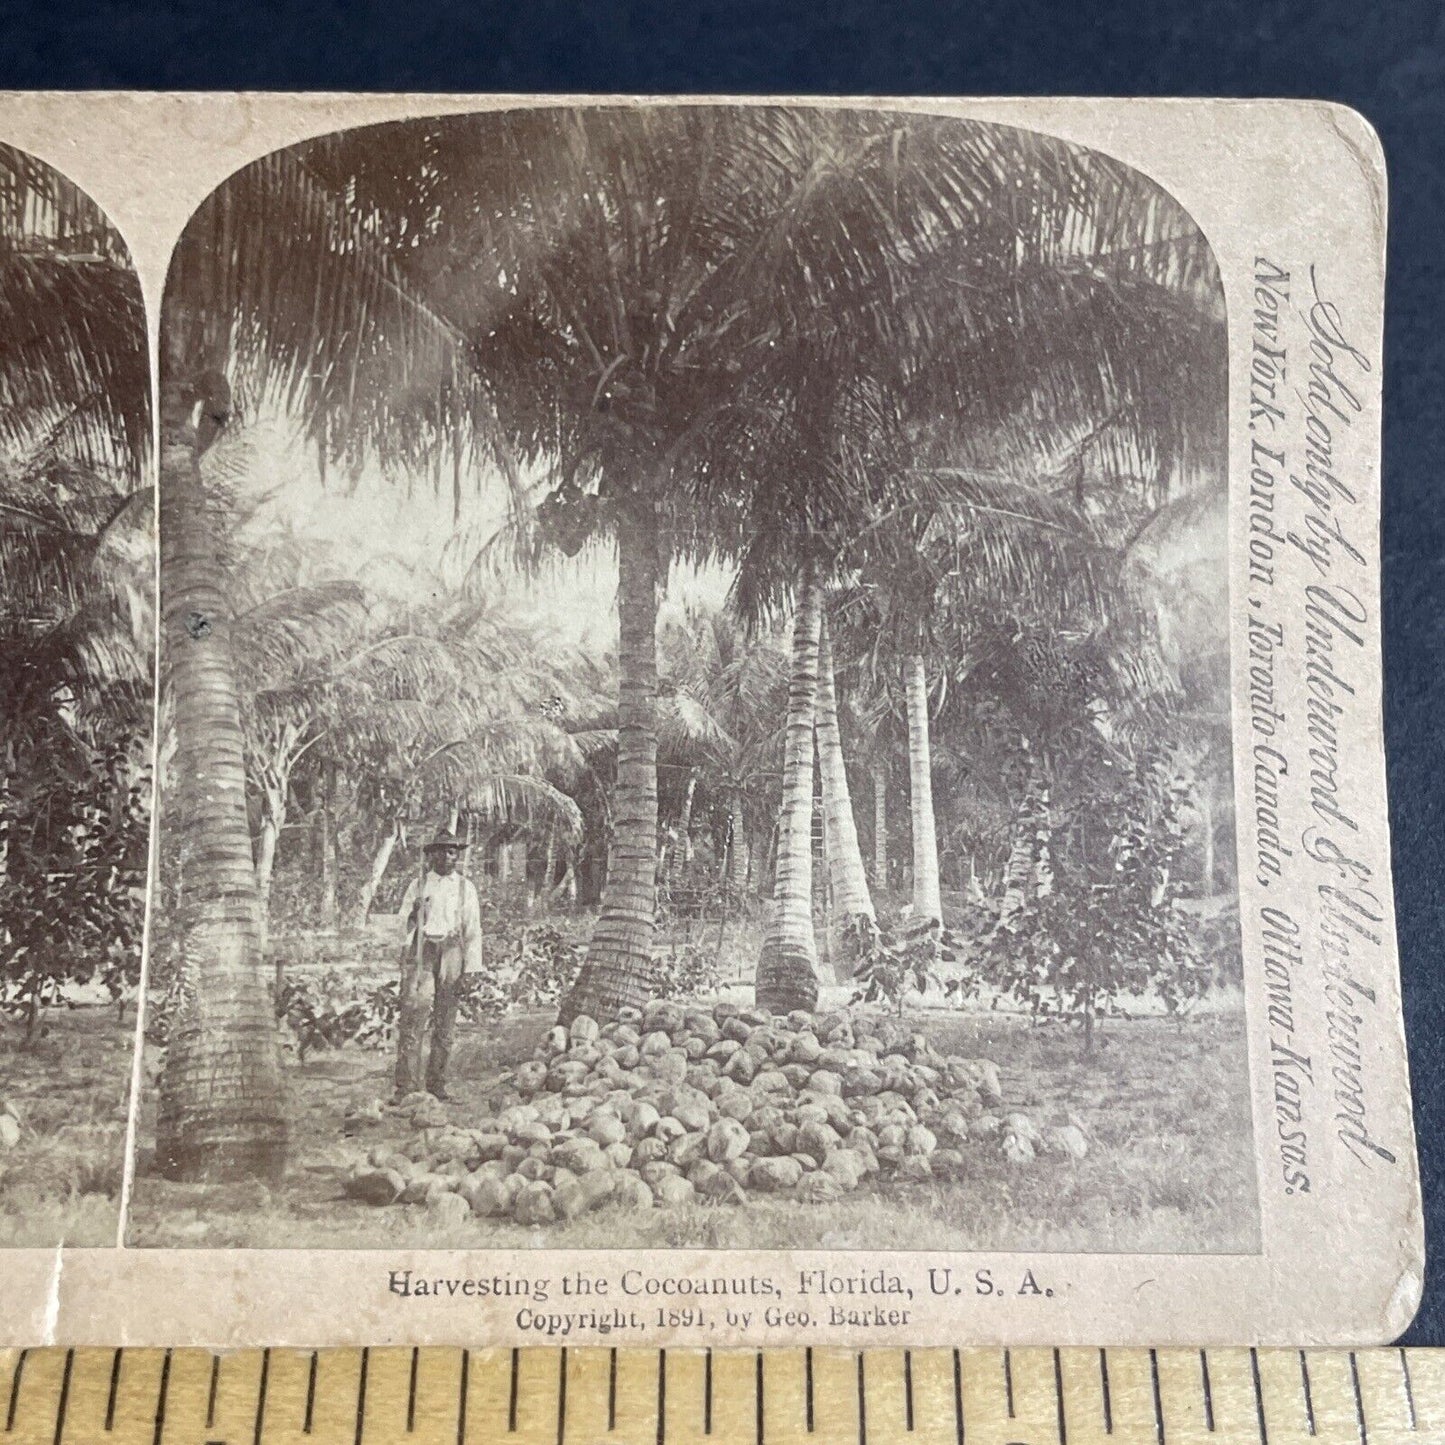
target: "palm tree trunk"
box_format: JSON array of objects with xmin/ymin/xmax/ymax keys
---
[
  {"xmin": 999, "ymin": 752, "xmax": 1048, "ymax": 929},
  {"xmin": 871, "ymin": 762, "xmax": 888, "ymax": 889},
  {"xmin": 904, "ymin": 653, "xmax": 942, "ymax": 924},
  {"xmin": 815, "ymin": 617, "xmax": 874, "ymax": 936},
  {"xmin": 724, "ymin": 793, "xmax": 750, "ymax": 897},
  {"xmin": 252, "ymin": 742, "xmax": 293, "ymax": 931},
  {"xmin": 756, "ymin": 577, "xmax": 823, "ymax": 1014},
  {"xmin": 155, "ymin": 359, "xmax": 288, "ymax": 1182},
  {"xmin": 666, "ymin": 768, "xmax": 699, "ymax": 895},
  {"xmin": 755, "ymin": 824, "xmax": 774, "ymax": 898},
  {"xmin": 559, "ymin": 501, "xmax": 660, "ymax": 1023},
  {"xmin": 1033, "ymin": 783, "xmax": 1054, "ymax": 899},
  {"xmin": 814, "ymin": 786, "xmax": 832, "ymax": 973},
  {"xmin": 967, "ymin": 854, "xmax": 985, "ymax": 904},
  {"xmin": 356, "ymin": 819, "xmax": 399, "ymax": 927},
  {"xmin": 254, "ymin": 789, "xmax": 281, "ymax": 986},
  {"xmin": 254, "ymin": 800, "xmax": 281, "ymax": 918},
  {"xmin": 676, "ymin": 770, "xmax": 698, "ymax": 868}
]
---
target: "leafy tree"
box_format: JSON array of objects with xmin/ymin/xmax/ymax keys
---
[
  {"xmin": 740, "ymin": 120, "xmax": 1226, "ymax": 990},
  {"xmin": 0, "ymin": 748, "xmax": 149, "ymax": 1030},
  {"xmin": 976, "ymin": 751, "xmax": 1207, "ymax": 1050},
  {"xmin": 0, "ymin": 146, "xmax": 149, "ymax": 1026}
]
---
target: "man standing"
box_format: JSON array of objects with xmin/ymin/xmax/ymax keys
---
[{"xmin": 395, "ymin": 827, "xmax": 482, "ymax": 1101}]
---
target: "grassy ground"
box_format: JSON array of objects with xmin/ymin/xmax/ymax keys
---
[
  {"xmin": 127, "ymin": 994, "xmax": 1260, "ymax": 1255},
  {"xmin": 0, "ymin": 1005, "xmax": 133, "ymax": 1247}
]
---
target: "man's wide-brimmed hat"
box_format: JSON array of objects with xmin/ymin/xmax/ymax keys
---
[{"xmin": 423, "ymin": 827, "xmax": 467, "ymax": 851}]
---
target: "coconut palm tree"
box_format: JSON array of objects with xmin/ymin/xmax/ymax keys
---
[
  {"xmin": 409, "ymin": 108, "xmax": 966, "ymax": 1020},
  {"xmin": 960, "ymin": 474, "xmax": 1224, "ymax": 936},
  {"xmin": 755, "ymin": 572, "xmax": 825, "ymax": 1012},
  {"xmin": 820, "ymin": 181, "xmax": 1226, "ymax": 927},
  {"xmin": 226, "ymin": 527, "xmax": 370, "ymax": 921},
  {"xmin": 259, "ymin": 576, "xmax": 590, "ymax": 928},
  {"xmin": 1, "ymin": 436, "xmax": 152, "ymax": 773},
  {"xmin": 156, "ymin": 143, "xmax": 488, "ymax": 1179},
  {"xmin": 827, "ymin": 460, "xmax": 1107, "ymax": 930}
]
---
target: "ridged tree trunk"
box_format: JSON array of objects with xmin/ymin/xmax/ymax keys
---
[
  {"xmin": 559, "ymin": 500, "xmax": 660, "ymax": 1023},
  {"xmin": 904, "ymin": 652, "xmax": 942, "ymax": 924},
  {"xmin": 155, "ymin": 358, "xmax": 288, "ymax": 1182},
  {"xmin": 998, "ymin": 751, "xmax": 1049, "ymax": 930},
  {"xmin": 871, "ymin": 762, "xmax": 888, "ymax": 888},
  {"xmin": 253, "ymin": 798, "xmax": 281, "ymax": 919},
  {"xmin": 756, "ymin": 577, "xmax": 823, "ymax": 1014},
  {"xmin": 677, "ymin": 771, "xmax": 698, "ymax": 866},
  {"xmin": 251, "ymin": 729, "xmax": 298, "ymax": 928},
  {"xmin": 252, "ymin": 790, "xmax": 282, "ymax": 990},
  {"xmin": 815, "ymin": 616, "xmax": 875, "ymax": 967},
  {"xmin": 668, "ymin": 768, "xmax": 699, "ymax": 893},
  {"xmin": 724, "ymin": 791, "xmax": 750, "ymax": 897},
  {"xmin": 755, "ymin": 824, "xmax": 774, "ymax": 897},
  {"xmin": 355, "ymin": 819, "xmax": 400, "ymax": 927}
]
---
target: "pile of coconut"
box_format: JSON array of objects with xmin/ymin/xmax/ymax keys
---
[{"xmin": 342, "ymin": 999, "xmax": 1088, "ymax": 1226}]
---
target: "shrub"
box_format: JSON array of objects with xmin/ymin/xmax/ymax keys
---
[
  {"xmin": 276, "ymin": 970, "xmax": 397, "ymax": 1059},
  {"xmin": 649, "ymin": 934, "xmax": 724, "ymax": 1000},
  {"xmin": 0, "ymin": 748, "xmax": 149, "ymax": 1030},
  {"xmin": 971, "ymin": 753, "xmax": 1209, "ymax": 1048},
  {"xmin": 850, "ymin": 924, "xmax": 941, "ymax": 1014}
]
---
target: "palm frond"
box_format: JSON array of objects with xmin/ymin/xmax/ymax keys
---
[{"xmin": 0, "ymin": 144, "xmax": 148, "ymax": 474}]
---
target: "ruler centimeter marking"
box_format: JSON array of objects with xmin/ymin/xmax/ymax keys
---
[
  {"xmin": 1199, "ymin": 1350, "xmax": 1215, "ymax": 1433},
  {"xmin": 150, "ymin": 1350, "xmax": 169, "ymax": 1445},
  {"xmin": 456, "ymin": 1348, "xmax": 470, "ymax": 1445},
  {"xmin": 302, "ymin": 1353, "xmax": 316, "ymax": 1436},
  {"xmin": 1096, "ymin": 1350, "xmax": 1110, "ymax": 1436},
  {"xmin": 1, "ymin": 1347, "xmax": 1440, "ymax": 1444},
  {"xmin": 106, "ymin": 1347, "xmax": 123, "ymax": 1432},
  {"xmin": 953, "ymin": 1349, "xmax": 965, "ymax": 1444},
  {"xmin": 1300, "ymin": 1351, "xmax": 1317, "ymax": 1437},
  {"xmin": 1352, "ymin": 1354, "xmax": 1369, "ymax": 1444}
]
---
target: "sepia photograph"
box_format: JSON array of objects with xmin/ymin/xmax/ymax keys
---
[
  {"xmin": 0, "ymin": 143, "xmax": 151, "ymax": 1246},
  {"xmin": 126, "ymin": 103, "xmax": 1257, "ymax": 1255}
]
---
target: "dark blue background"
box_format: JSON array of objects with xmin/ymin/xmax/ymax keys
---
[{"xmin": 0, "ymin": 0, "xmax": 1439, "ymax": 1343}]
